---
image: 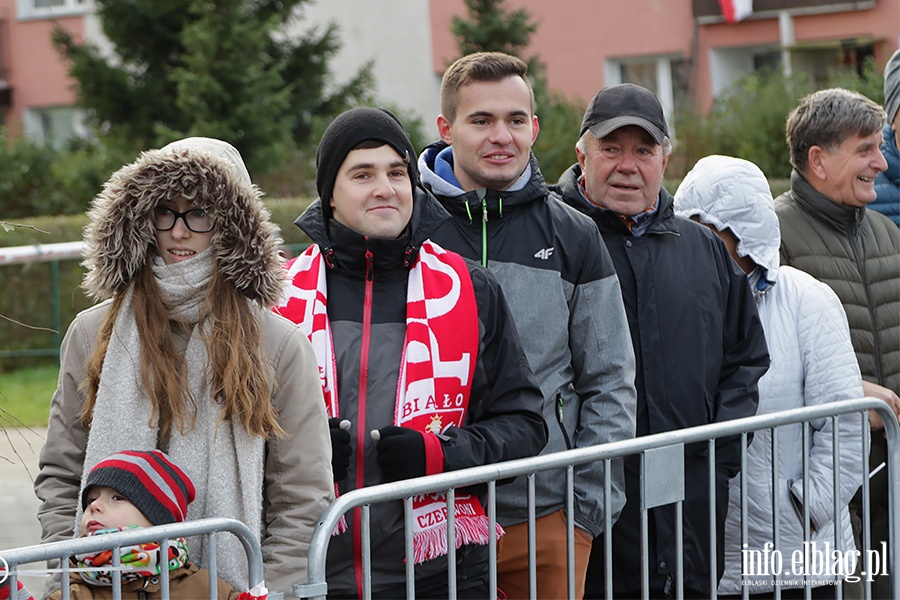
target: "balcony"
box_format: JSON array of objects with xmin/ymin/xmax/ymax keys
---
[{"xmin": 693, "ymin": 0, "xmax": 877, "ymax": 21}]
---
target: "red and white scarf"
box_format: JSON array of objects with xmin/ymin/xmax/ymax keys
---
[{"xmin": 277, "ymin": 240, "xmax": 502, "ymax": 563}]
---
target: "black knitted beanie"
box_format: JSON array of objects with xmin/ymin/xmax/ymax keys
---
[{"xmin": 316, "ymin": 107, "xmax": 418, "ymax": 219}]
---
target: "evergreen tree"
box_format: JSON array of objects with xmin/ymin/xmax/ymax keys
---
[
  {"xmin": 451, "ymin": 0, "xmax": 536, "ymax": 58},
  {"xmin": 449, "ymin": 0, "xmax": 583, "ymax": 183},
  {"xmin": 52, "ymin": 0, "xmax": 372, "ymax": 176}
]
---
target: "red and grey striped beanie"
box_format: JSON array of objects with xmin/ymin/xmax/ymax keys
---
[{"xmin": 81, "ymin": 450, "xmax": 196, "ymax": 525}]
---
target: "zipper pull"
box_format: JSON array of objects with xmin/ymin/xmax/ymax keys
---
[
  {"xmin": 481, "ymin": 197, "xmax": 489, "ymax": 267},
  {"xmin": 556, "ymin": 395, "xmax": 564, "ymax": 424},
  {"xmin": 365, "ymin": 249, "xmax": 373, "ymax": 282}
]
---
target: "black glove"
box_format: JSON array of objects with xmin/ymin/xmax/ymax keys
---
[
  {"xmin": 329, "ymin": 417, "xmax": 352, "ymax": 482},
  {"xmin": 375, "ymin": 426, "xmax": 426, "ymax": 482}
]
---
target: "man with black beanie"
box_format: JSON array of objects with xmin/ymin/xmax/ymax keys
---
[{"xmin": 275, "ymin": 107, "xmax": 547, "ymax": 599}]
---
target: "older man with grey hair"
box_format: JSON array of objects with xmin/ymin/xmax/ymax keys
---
[
  {"xmin": 775, "ymin": 86, "xmax": 900, "ymax": 599},
  {"xmin": 554, "ymin": 83, "xmax": 769, "ymax": 599}
]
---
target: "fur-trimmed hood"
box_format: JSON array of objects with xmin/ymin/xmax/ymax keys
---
[{"xmin": 82, "ymin": 137, "xmax": 284, "ymax": 307}]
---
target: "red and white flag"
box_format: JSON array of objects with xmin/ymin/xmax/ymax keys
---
[{"xmin": 718, "ymin": 0, "xmax": 752, "ymax": 22}]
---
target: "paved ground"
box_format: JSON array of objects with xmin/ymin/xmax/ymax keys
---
[{"xmin": 0, "ymin": 426, "xmax": 48, "ymax": 594}]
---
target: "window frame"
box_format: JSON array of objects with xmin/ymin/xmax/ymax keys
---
[{"xmin": 17, "ymin": 0, "xmax": 89, "ymax": 21}]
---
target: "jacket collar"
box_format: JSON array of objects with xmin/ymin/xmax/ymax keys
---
[
  {"xmin": 554, "ymin": 163, "xmax": 678, "ymax": 236},
  {"xmin": 419, "ymin": 141, "xmax": 549, "ymax": 219},
  {"xmin": 67, "ymin": 563, "xmax": 200, "ymax": 593},
  {"xmin": 789, "ymin": 170, "xmax": 865, "ymax": 235}
]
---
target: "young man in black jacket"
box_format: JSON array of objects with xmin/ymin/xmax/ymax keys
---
[{"xmin": 275, "ymin": 107, "xmax": 547, "ymax": 599}]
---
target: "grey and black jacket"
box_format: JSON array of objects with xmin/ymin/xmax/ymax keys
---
[
  {"xmin": 419, "ymin": 142, "xmax": 637, "ymax": 538},
  {"xmin": 293, "ymin": 185, "xmax": 547, "ymax": 597},
  {"xmin": 555, "ymin": 164, "xmax": 768, "ymax": 596}
]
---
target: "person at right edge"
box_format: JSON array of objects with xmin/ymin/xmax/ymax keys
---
[
  {"xmin": 871, "ymin": 49, "xmax": 900, "ymax": 228},
  {"xmin": 554, "ymin": 83, "xmax": 769, "ymax": 599},
  {"xmin": 775, "ymin": 87, "xmax": 900, "ymax": 600}
]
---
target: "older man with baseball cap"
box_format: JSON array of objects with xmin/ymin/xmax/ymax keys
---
[{"xmin": 553, "ymin": 83, "xmax": 769, "ymax": 599}]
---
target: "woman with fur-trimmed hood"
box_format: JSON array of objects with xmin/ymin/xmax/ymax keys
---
[{"xmin": 34, "ymin": 138, "xmax": 333, "ymax": 598}]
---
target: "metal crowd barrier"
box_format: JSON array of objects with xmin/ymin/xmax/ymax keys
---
[
  {"xmin": 0, "ymin": 517, "xmax": 265, "ymax": 600},
  {"xmin": 293, "ymin": 397, "xmax": 899, "ymax": 600},
  {"xmin": 0, "ymin": 240, "xmax": 309, "ymax": 361}
]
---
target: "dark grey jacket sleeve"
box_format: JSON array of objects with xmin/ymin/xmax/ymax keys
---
[{"xmin": 441, "ymin": 265, "xmax": 548, "ymax": 470}]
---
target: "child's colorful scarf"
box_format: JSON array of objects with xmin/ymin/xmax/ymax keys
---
[
  {"xmin": 75, "ymin": 527, "xmax": 189, "ymax": 586},
  {"xmin": 278, "ymin": 240, "xmax": 502, "ymax": 563}
]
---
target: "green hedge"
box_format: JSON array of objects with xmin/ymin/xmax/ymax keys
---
[
  {"xmin": 1, "ymin": 182, "xmax": 795, "ymax": 371},
  {"xmin": 0, "ymin": 197, "xmax": 314, "ymax": 371}
]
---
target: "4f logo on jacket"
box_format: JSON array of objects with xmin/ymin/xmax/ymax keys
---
[{"xmin": 534, "ymin": 247, "xmax": 555, "ymax": 260}]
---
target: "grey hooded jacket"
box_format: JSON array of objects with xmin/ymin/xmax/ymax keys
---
[
  {"xmin": 420, "ymin": 143, "xmax": 637, "ymax": 537},
  {"xmin": 675, "ymin": 155, "xmax": 865, "ymax": 595}
]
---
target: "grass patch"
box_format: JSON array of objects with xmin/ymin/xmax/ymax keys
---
[{"xmin": 0, "ymin": 364, "xmax": 57, "ymax": 428}]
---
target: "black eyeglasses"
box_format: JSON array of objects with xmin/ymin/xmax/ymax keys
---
[{"xmin": 153, "ymin": 206, "xmax": 214, "ymax": 233}]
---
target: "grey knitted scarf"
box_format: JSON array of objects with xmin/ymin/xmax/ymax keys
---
[{"xmin": 80, "ymin": 249, "xmax": 265, "ymax": 590}]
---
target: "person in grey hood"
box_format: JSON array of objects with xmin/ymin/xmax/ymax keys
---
[
  {"xmin": 674, "ymin": 154, "xmax": 865, "ymax": 598},
  {"xmin": 34, "ymin": 137, "xmax": 333, "ymax": 597},
  {"xmin": 419, "ymin": 51, "xmax": 637, "ymax": 600},
  {"xmin": 275, "ymin": 107, "xmax": 547, "ymax": 599}
]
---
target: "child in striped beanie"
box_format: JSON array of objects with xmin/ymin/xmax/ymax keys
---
[{"xmin": 46, "ymin": 450, "xmax": 266, "ymax": 600}]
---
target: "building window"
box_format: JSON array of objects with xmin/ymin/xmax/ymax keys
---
[
  {"xmin": 605, "ymin": 55, "xmax": 689, "ymax": 137},
  {"xmin": 17, "ymin": 0, "xmax": 88, "ymax": 20},
  {"xmin": 24, "ymin": 106, "xmax": 85, "ymax": 148}
]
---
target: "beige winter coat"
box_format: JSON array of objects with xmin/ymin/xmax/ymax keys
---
[{"xmin": 36, "ymin": 302, "xmax": 332, "ymax": 596}]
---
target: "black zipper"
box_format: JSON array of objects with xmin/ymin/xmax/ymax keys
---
[{"xmin": 555, "ymin": 394, "xmax": 573, "ymax": 450}]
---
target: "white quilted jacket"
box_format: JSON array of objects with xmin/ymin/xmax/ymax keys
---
[{"xmin": 675, "ymin": 155, "xmax": 866, "ymax": 594}]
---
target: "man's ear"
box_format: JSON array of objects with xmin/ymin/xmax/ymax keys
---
[
  {"xmin": 576, "ymin": 146, "xmax": 587, "ymax": 172},
  {"xmin": 807, "ymin": 145, "xmax": 828, "ymax": 182},
  {"xmin": 437, "ymin": 114, "xmax": 453, "ymax": 145},
  {"xmin": 531, "ymin": 114, "xmax": 540, "ymax": 144}
]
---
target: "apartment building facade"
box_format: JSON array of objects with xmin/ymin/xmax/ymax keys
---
[
  {"xmin": 432, "ymin": 0, "xmax": 900, "ymax": 131},
  {"xmin": 2, "ymin": 0, "xmax": 899, "ymax": 146}
]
